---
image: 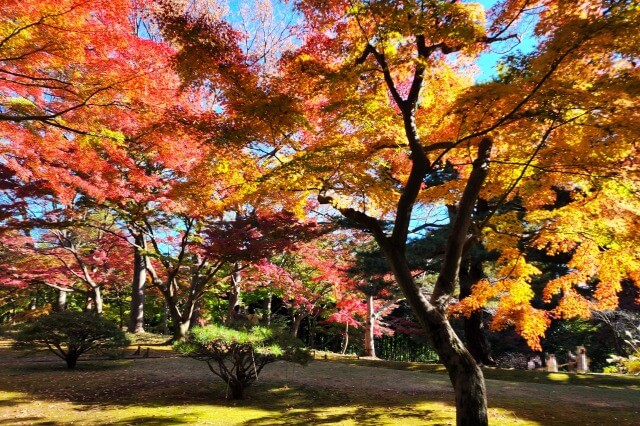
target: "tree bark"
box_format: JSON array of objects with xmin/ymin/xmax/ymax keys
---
[
  {"xmin": 226, "ymin": 263, "xmax": 242, "ymax": 325},
  {"xmin": 54, "ymin": 289, "xmax": 67, "ymax": 312},
  {"xmin": 459, "ymin": 261, "xmax": 495, "ymax": 366},
  {"xmin": 261, "ymin": 293, "xmax": 272, "ymax": 326},
  {"xmin": 379, "ymin": 241, "xmax": 488, "ymax": 426},
  {"xmin": 323, "ymin": 137, "xmax": 493, "ymax": 425},
  {"xmin": 291, "ymin": 313, "xmax": 305, "ymax": 337},
  {"xmin": 93, "ymin": 286, "xmax": 103, "ymax": 315},
  {"xmin": 363, "ymin": 293, "xmax": 376, "ymax": 358},
  {"xmin": 128, "ymin": 233, "xmax": 146, "ymax": 333},
  {"xmin": 341, "ymin": 322, "xmax": 349, "ymax": 355}
]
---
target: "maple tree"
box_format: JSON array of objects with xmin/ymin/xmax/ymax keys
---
[
  {"xmin": 0, "ymin": 0, "xmax": 216, "ymax": 333},
  {"xmin": 0, "ymin": 0, "xmax": 637, "ymax": 423},
  {"xmin": 139, "ymin": 206, "xmax": 319, "ymax": 340},
  {"xmin": 236, "ymin": 1, "xmax": 637, "ymax": 423}
]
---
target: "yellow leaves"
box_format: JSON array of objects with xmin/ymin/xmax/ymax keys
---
[
  {"xmin": 554, "ymin": 289, "xmax": 592, "ymax": 320},
  {"xmin": 454, "ymin": 279, "xmax": 496, "ymax": 316},
  {"xmin": 492, "ymin": 305, "xmax": 550, "ymax": 351}
]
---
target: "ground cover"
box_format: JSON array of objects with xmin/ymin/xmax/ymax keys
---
[{"xmin": 0, "ymin": 338, "xmax": 638, "ymax": 425}]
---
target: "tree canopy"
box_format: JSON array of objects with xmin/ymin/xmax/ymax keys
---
[{"xmin": 1, "ymin": 1, "xmax": 638, "ymax": 425}]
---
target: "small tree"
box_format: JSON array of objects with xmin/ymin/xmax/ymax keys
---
[
  {"xmin": 15, "ymin": 310, "xmax": 129, "ymax": 368},
  {"xmin": 174, "ymin": 324, "xmax": 309, "ymax": 399}
]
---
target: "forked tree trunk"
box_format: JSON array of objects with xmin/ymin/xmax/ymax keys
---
[
  {"xmin": 174, "ymin": 320, "xmax": 191, "ymax": 341},
  {"xmin": 425, "ymin": 309, "xmax": 488, "ymax": 425},
  {"xmin": 363, "ymin": 294, "xmax": 376, "ymax": 358},
  {"xmin": 381, "ymin": 245, "xmax": 488, "ymax": 426},
  {"xmin": 291, "ymin": 313, "xmax": 305, "ymax": 337}
]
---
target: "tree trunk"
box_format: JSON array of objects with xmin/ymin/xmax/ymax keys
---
[
  {"xmin": 162, "ymin": 300, "xmax": 170, "ymax": 335},
  {"xmin": 229, "ymin": 382, "xmax": 244, "ymax": 399},
  {"xmin": 363, "ymin": 293, "xmax": 376, "ymax": 358},
  {"xmin": 291, "ymin": 313, "xmax": 305, "ymax": 337},
  {"xmin": 226, "ymin": 263, "xmax": 242, "ymax": 325},
  {"xmin": 341, "ymin": 322, "xmax": 349, "ymax": 355},
  {"xmin": 459, "ymin": 262, "xmax": 495, "ymax": 366},
  {"xmin": 174, "ymin": 320, "xmax": 191, "ymax": 342},
  {"xmin": 427, "ymin": 310, "xmax": 488, "ymax": 426},
  {"xmin": 190, "ymin": 299, "xmax": 202, "ymax": 329},
  {"xmin": 172, "ymin": 297, "xmax": 198, "ymax": 341},
  {"xmin": 128, "ymin": 234, "xmax": 146, "ymax": 333},
  {"xmin": 261, "ymin": 293, "xmax": 272, "ymax": 326},
  {"xmin": 377, "ymin": 239, "xmax": 488, "ymax": 426},
  {"xmin": 92, "ymin": 286, "xmax": 103, "ymax": 315},
  {"xmin": 54, "ymin": 289, "xmax": 67, "ymax": 312},
  {"xmin": 66, "ymin": 352, "xmax": 79, "ymax": 369}
]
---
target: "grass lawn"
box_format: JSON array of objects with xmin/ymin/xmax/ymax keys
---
[{"xmin": 1, "ymin": 338, "xmax": 639, "ymax": 425}]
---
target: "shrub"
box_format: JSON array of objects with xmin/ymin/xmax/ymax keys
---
[
  {"xmin": 14, "ymin": 310, "xmax": 129, "ymax": 368},
  {"xmin": 606, "ymin": 324, "xmax": 640, "ymax": 375},
  {"xmin": 174, "ymin": 324, "xmax": 310, "ymax": 399}
]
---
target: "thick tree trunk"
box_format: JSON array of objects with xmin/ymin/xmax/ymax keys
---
[
  {"xmin": 66, "ymin": 354, "xmax": 79, "ymax": 369},
  {"xmin": 174, "ymin": 320, "xmax": 191, "ymax": 341},
  {"xmin": 363, "ymin": 294, "xmax": 376, "ymax": 358},
  {"xmin": 172, "ymin": 297, "xmax": 198, "ymax": 341},
  {"xmin": 376, "ymin": 228, "xmax": 488, "ymax": 426},
  {"xmin": 128, "ymin": 234, "xmax": 146, "ymax": 333},
  {"xmin": 190, "ymin": 299, "xmax": 202, "ymax": 329},
  {"xmin": 425, "ymin": 309, "xmax": 488, "ymax": 426}
]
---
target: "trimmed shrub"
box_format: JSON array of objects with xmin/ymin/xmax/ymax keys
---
[
  {"xmin": 15, "ymin": 310, "xmax": 129, "ymax": 368},
  {"xmin": 174, "ymin": 324, "xmax": 310, "ymax": 399}
]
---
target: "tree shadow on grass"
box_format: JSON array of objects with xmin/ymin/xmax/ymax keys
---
[
  {"xmin": 0, "ymin": 417, "xmax": 58, "ymax": 425},
  {"xmin": 1, "ymin": 357, "xmax": 639, "ymax": 425},
  {"xmin": 97, "ymin": 415, "xmax": 192, "ymax": 425}
]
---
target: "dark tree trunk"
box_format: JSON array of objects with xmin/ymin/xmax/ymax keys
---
[
  {"xmin": 66, "ymin": 353, "xmax": 79, "ymax": 369},
  {"xmin": 162, "ymin": 299, "xmax": 170, "ymax": 335},
  {"xmin": 261, "ymin": 294, "xmax": 272, "ymax": 326},
  {"xmin": 229, "ymin": 383, "xmax": 244, "ymax": 399},
  {"xmin": 378, "ymin": 241, "xmax": 489, "ymax": 426},
  {"xmin": 332, "ymin": 137, "xmax": 493, "ymax": 426},
  {"xmin": 128, "ymin": 234, "xmax": 146, "ymax": 333},
  {"xmin": 459, "ymin": 262, "xmax": 495, "ymax": 366}
]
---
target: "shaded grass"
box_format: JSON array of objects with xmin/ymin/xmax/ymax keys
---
[{"xmin": 1, "ymin": 340, "xmax": 639, "ymax": 425}]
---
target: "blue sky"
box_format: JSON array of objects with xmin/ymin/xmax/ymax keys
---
[{"xmin": 475, "ymin": 0, "xmax": 539, "ymax": 82}]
